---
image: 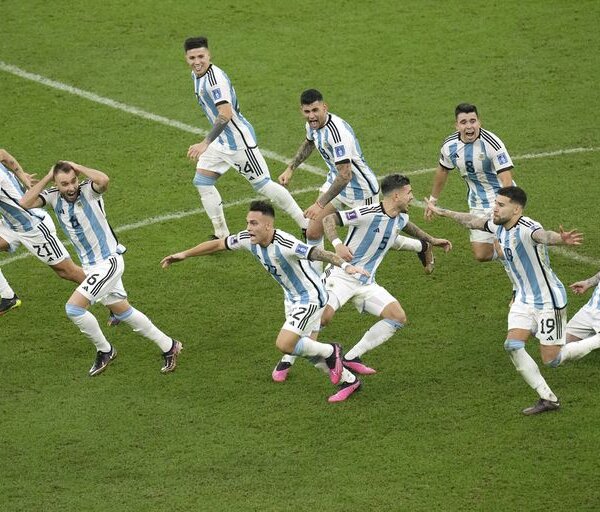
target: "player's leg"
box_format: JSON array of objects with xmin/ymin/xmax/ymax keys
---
[
  {"xmin": 107, "ymin": 296, "xmax": 182, "ymax": 373},
  {"xmin": 543, "ymin": 307, "xmax": 600, "ymax": 366},
  {"xmin": 391, "ymin": 235, "xmax": 434, "ymax": 274},
  {"xmin": 0, "ymin": 263, "xmax": 20, "ymax": 315},
  {"xmin": 193, "ymin": 169, "xmax": 228, "ymax": 239},
  {"xmin": 344, "ymin": 287, "xmax": 405, "ymax": 374},
  {"xmin": 504, "ymin": 305, "xmax": 559, "ymax": 414},
  {"xmin": 244, "ymin": 148, "xmax": 308, "ymax": 231}
]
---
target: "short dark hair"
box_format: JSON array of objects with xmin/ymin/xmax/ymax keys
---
[
  {"xmin": 184, "ymin": 36, "xmax": 209, "ymax": 52},
  {"xmin": 52, "ymin": 161, "xmax": 74, "ymax": 177},
  {"xmin": 381, "ymin": 174, "xmax": 410, "ymax": 196},
  {"xmin": 497, "ymin": 186, "xmax": 527, "ymax": 207},
  {"xmin": 249, "ymin": 200, "xmax": 275, "ymax": 218},
  {"xmin": 300, "ymin": 89, "xmax": 323, "ymax": 105},
  {"xmin": 455, "ymin": 103, "xmax": 478, "ymax": 118}
]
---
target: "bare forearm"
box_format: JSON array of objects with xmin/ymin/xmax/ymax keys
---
[
  {"xmin": 289, "ymin": 140, "xmax": 314, "ymax": 170},
  {"xmin": 322, "ymin": 213, "xmax": 341, "ymax": 242},
  {"xmin": 585, "ymin": 271, "xmax": 600, "ymax": 288},
  {"xmin": 21, "ymin": 173, "xmax": 52, "ymax": 208},
  {"xmin": 435, "ymin": 207, "xmax": 487, "ymax": 230},
  {"xmin": 310, "ymin": 247, "xmax": 346, "ymax": 268},
  {"xmin": 402, "ymin": 222, "xmax": 435, "ymax": 243},
  {"xmin": 205, "ymin": 113, "xmax": 230, "ymax": 144},
  {"xmin": 533, "ymin": 230, "xmax": 565, "ymax": 245},
  {"xmin": 317, "ymin": 164, "xmax": 351, "ymax": 206}
]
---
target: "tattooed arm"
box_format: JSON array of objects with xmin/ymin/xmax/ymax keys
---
[
  {"xmin": 532, "ymin": 225, "xmax": 583, "ymax": 246},
  {"xmin": 279, "ymin": 139, "xmax": 315, "ymax": 186},
  {"xmin": 187, "ymin": 102, "xmax": 233, "ymax": 160},
  {"xmin": 309, "ymin": 246, "xmax": 369, "ymax": 277},
  {"xmin": 424, "ymin": 199, "xmax": 488, "ymax": 230}
]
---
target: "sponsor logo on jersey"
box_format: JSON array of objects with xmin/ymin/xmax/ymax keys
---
[
  {"xmin": 212, "ymin": 88, "xmax": 222, "ymax": 100},
  {"xmin": 295, "ymin": 244, "xmax": 309, "ymax": 256},
  {"xmin": 334, "ymin": 145, "xmax": 346, "ymax": 158},
  {"xmin": 497, "ymin": 152, "xmax": 508, "ymax": 165},
  {"xmin": 345, "ymin": 210, "xmax": 358, "ymax": 221}
]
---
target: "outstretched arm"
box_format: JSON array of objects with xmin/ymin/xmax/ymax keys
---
[
  {"xmin": 570, "ymin": 270, "xmax": 600, "ymax": 295},
  {"xmin": 401, "ymin": 221, "xmax": 452, "ymax": 253},
  {"xmin": 531, "ymin": 225, "xmax": 583, "ymax": 246},
  {"xmin": 424, "ymin": 198, "xmax": 488, "ymax": 230},
  {"xmin": 309, "ymin": 246, "xmax": 369, "ymax": 278},
  {"xmin": 161, "ymin": 238, "xmax": 227, "ymax": 268}
]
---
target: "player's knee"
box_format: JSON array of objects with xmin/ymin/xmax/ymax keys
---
[
  {"xmin": 504, "ymin": 339, "xmax": 525, "ymax": 351},
  {"xmin": 385, "ymin": 318, "xmax": 405, "ymax": 330},
  {"xmin": 320, "ymin": 306, "xmax": 335, "ymax": 327},
  {"xmin": 251, "ymin": 177, "xmax": 271, "ymax": 192},
  {"xmin": 193, "ymin": 173, "xmax": 218, "ymax": 188},
  {"xmin": 65, "ymin": 303, "xmax": 86, "ymax": 318}
]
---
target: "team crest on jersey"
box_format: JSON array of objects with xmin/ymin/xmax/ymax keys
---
[
  {"xmin": 478, "ymin": 153, "xmax": 485, "ymax": 160},
  {"xmin": 497, "ymin": 152, "xmax": 508, "ymax": 165},
  {"xmin": 295, "ymin": 244, "xmax": 309, "ymax": 256},
  {"xmin": 212, "ymin": 88, "xmax": 222, "ymax": 100},
  {"xmin": 345, "ymin": 210, "xmax": 358, "ymax": 221},
  {"xmin": 334, "ymin": 145, "xmax": 346, "ymax": 158}
]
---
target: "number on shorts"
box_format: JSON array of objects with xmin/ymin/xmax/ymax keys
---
[
  {"xmin": 540, "ymin": 318, "xmax": 555, "ymax": 334},
  {"xmin": 33, "ymin": 243, "xmax": 52, "ymax": 258},
  {"xmin": 85, "ymin": 273, "xmax": 100, "ymax": 286},
  {"xmin": 291, "ymin": 307, "xmax": 307, "ymax": 322}
]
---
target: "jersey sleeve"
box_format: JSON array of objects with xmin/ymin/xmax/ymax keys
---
[
  {"xmin": 225, "ymin": 230, "xmax": 252, "ymax": 251},
  {"xmin": 81, "ymin": 180, "xmax": 103, "ymax": 200},
  {"xmin": 438, "ymin": 144, "xmax": 454, "ymax": 170},
  {"xmin": 338, "ymin": 207, "xmax": 363, "ymax": 227},
  {"xmin": 330, "ymin": 126, "xmax": 355, "ymax": 165},
  {"xmin": 491, "ymin": 141, "xmax": 514, "ymax": 172},
  {"xmin": 290, "ymin": 238, "xmax": 311, "ymax": 261},
  {"xmin": 209, "ymin": 68, "xmax": 232, "ymax": 106},
  {"xmin": 39, "ymin": 188, "xmax": 57, "ymax": 208},
  {"xmin": 483, "ymin": 219, "xmax": 495, "ymax": 233}
]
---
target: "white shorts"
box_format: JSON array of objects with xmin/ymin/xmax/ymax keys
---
[
  {"xmin": 77, "ymin": 254, "xmax": 127, "ymax": 306},
  {"xmin": 196, "ymin": 143, "xmax": 271, "ymax": 187},
  {"xmin": 0, "ymin": 215, "xmax": 69, "ymax": 265},
  {"xmin": 319, "ymin": 183, "xmax": 378, "ymax": 211},
  {"xmin": 469, "ymin": 207, "xmax": 495, "ymax": 243},
  {"xmin": 508, "ymin": 301, "xmax": 567, "ymax": 346},
  {"xmin": 283, "ymin": 301, "xmax": 322, "ymax": 336},
  {"xmin": 566, "ymin": 304, "xmax": 600, "ymax": 340},
  {"xmin": 326, "ymin": 267, "xmax": 397, "ymax": 316}
]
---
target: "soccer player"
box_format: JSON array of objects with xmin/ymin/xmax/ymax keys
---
[
  {"xmin": 184, "ymin": 36, "xmax": 308, "ymax": 239},
  {"xmin": 426, "ymin": 186, "xmax": 590, "ymax": 415},
  {"xmin": 20, "ymin": 161, "xmax": 182, "ymax": 376},
  {"xmin": 272, "ymin": 174, "xmax": 452, "ymax": 381},
  {"xmin": 565, "ymin": 270, "xmax": 600, "ymax": 350},
  {"xmin": 161, "ymin": 200, "xmax": 370, "ymax": 402},
  {"xmin": 0, "ymin": 148, "xmax": 86, "ymax": 316},
  {"xmin": 278, "ymin": 89, "xmax": 434, "ymax": 273}
]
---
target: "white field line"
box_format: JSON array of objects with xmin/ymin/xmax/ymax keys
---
[{"xmin": 0, "ymin": 61, "xmax": 598, "ymax": 268}]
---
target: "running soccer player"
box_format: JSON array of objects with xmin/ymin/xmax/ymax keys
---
[
  {"xmin": 161, "ymin": 200, "xmax": 370, "ymax": 402},
  {"xmin": 20, "ymin": 161, "xmax": 182, "ymax": 376},
  {"xmin": 278, "ymin": 89, "xmax": 435, "ymax": 273},
  {"xmin": 272, "ymin": 174, "xmax": 452, "ymax": 381},
  {"xmin": 0, "ymin": 148, "xmax": 86, "ymax": 315},
  {"xmin": 184, "ymin": 36, "xmax": 308, "ymax": 239},
  {"xmin": 426, "ymin": 186, "xmax": 591, "ymax": 415}
]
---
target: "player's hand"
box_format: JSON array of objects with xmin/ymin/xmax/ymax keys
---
[
  {"xmin": 335, "ymin": 243, "xmax": 353, "ymax": 262},
  {"xmin": 278, "ymin": 167, "xmax": 294, "ymax": 187},
  {"xmin": 20, "ymin": 172, "xmax": 38, "ymax": 189},
  {"xmin": 345, "ymin": 264, "xmax": 370, "ymax": 278},
  {"xmin": 187, "ymin": 141, "xmax": 209, "ymax": 161},
  {"xmin": 160, "ymin": 253, "xmax": 186, "ymax": 268},
  {"xmin": 569, "ymin": 280, "xmax": 591, "ymax": 295},
  {"xmin": 424, "ymin": 197, "xmax": 439, "ymax": 220},
  {"xmin": 559, "ymin": 225, "xmax": 583, "ymax": 246},
  {"xmin": 432, "ymin": 238, "xmax": 452, "ymax": 253},
  {"xmin": 304, "ymin": 202, "xmax": 324, "ymax": 220}
]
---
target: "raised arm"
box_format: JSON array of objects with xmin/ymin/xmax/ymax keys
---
[
  {"xmin": 188, "ymin": 102, "xmax": 233, "ymax": 161},
  {"xmin": 160, "ymin": 238, "xmax": 227, "ymax": 268},
  {"xmin": 424, "ymin": 198, "xmax": 488, "ymax": 230},
  {"xmin": 278, "ymin": 139, "xmax": 315, "ymax": 187},
  {"xmin": 20, "ymin": 168, "xmax": 54, "ymax": 209},
  {"xmin": 68, "ymin": 161, "xmax": 110, "ymax": 193},
  {"xmin": 531, "ymin": 225, "xmax": 583, "ymax": 246},
  {"xmin": 0, "ymin": 148, "xmax": 36, "ymax": 189},
  {"xmin": 401, "ymin": 221, "xmax": 453, "ymax": 253}
]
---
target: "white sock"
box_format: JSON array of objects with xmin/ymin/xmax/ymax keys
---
[
  {"xmin": 196, "ymin": 185, "xmax": 229, "ymax": 238},
  {"xmin": 66, "ymin": 305, "xmax": 111, "ymax": 352},
  {"xmin": 306, "ymin": 237, "xmax": 324, "ymax": 273},
  {"xmin": 346, "ymin": 319, "xmax": 403, "ymax": 360},
  {"xmin": 311, "ymin": 357, "xmax": 356, "ymax": 384},
  {"xmin": 258, "ymin": 180, "xmax": 309, "ymax": 229},
  {"xmin": 508, "ymin": 347, "xmax": 558, "ymax": 401},
  {"xmin": 116, "ymin": 307, "xmax": 173, "ymax": 352},
  {"xmin": 392, "ymin": 235, "xmax": 422, "ymax": 252},
  {"xmin": 0, "ymin": 269, "xmax": 15, "ymax": 299},
  {"xmin": 292, "ymin": 336, "xmax": 333, "ymax": 358},
  {"xmin": 558, "ymin": 334, "xmax": 600, "ymax": 365}
]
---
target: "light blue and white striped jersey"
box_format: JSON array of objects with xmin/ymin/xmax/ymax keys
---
[
  {"xmin": 0, "ymin": 163, "xmax": 45, "ymax": 232},
  {"xmin": 485, "ymin": 216, "xmax": 567, "ymax": 309},
  {"xmin": 337, "ymin": 203, "xmax": 408, "ymax": 285},
  {"xmin": 40, "ymin": 180, "xmax": 121, "ymax": 267},
  {"xmin": 586, "ymin": 282, "xmax": 600, "ymax": 311},
  {"xmin": 225, "ymin": 229, "xmax": 327, "ymax": 307},
  {"xmin": 306, "ymin": 113, "xmax": 379, "ymax": 202},
  {"xmin": 192, "ymin": 64, "xmax": 257, "ymax": 151},
  {"xmin": 440, "ymin": 128, "xmax": 514, "ymax": 209}
]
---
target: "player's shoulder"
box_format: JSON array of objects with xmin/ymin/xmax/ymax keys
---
[
  {"xmin": 441, "ymin": 131, "xmax": 460, "ymax": 148},
  {"xmin": 207, "ymin": 64, "xmax": 229, "ymax": 84},
  {"xmin": 272, "ymin": 229, "xmax": 300, "ymax": 248},
  {"xmin": 324, "ymin": 113, "xmax": 350, "ymax": 142},
  {"xmin": 479, "ymin": 128, "xmax": 506, "ymax": 151},
  {"xmin": 516, "ymin": 216, "xmax": 541, "ymax": 233},
  {"xmin": 358, "ymin": 203, "xmax": 383, "ymax": 216}
]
